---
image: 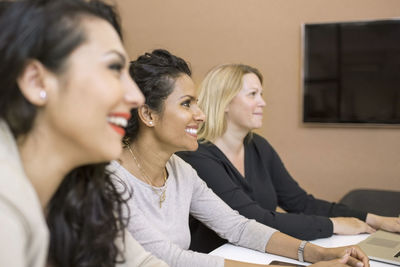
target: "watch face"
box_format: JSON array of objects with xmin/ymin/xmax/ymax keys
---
[{"xmin": 269, "ymin": 260, "xmax": 306, "ymax": 267}]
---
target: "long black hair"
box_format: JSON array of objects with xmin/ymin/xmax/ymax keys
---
[
  {"xmin": 0, "ymin": 0, "xmax": 130, "ymax": 266},
  {"xmin": 125, "ymin": 49, "xmax": 192, "ymax": 143}
]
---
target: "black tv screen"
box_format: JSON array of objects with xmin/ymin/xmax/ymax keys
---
[{"xmin": 303, "ymin": 19, "xmax": 400, "ymax": 124}]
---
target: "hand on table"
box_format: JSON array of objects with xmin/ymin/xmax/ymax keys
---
[
  {"xmin": 330, "ymin": 217, "xmax": 376, "ymax": 235},
  {"xmin": 310, "ymin": 252, "xmax": 361, "ymax": 267},
  {"xmin": 315, "ymin": 246, "xmax": 370, "ymax": 267},
  {"xmin": 366, "ymin": 213, "xmax": 400, "ymax": 233}
]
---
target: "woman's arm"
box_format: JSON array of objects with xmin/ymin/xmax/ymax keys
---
[
  {"xmin": 125, "ymin": 196, "xmax": 226, "ymax": 267},
  {"xmin": 263, "ymin": 138, "xmax": 364, "ymax": 220},
  {"xmin": 259, "ymin": 138, "xmax": 378, "ymax": 236},
  {"xmin": 365, "ymin": 213, "xmax": 400, "ymax": 232},
  {"xmin": 189, "ymin": 163, "xmax": 277, "ymax": 251},
  {"xmin": 179, "ymin": 152, "xmax": 335, "ymax": 240},
  {"xmin": 265, "ymin": 232, "xmax": 369, "ymax": 267},
  {"xmin": 188, "ymin": 163, "xmax": 369, "ymax": 267},
  {"xmin": 109, "ymin": 161, "xmax": 225, "ymax": 267},
  {"xmin": 268, "ymin": 144, "xmax": 400, "ymax": 234},
  {"xmin": 221, "ymin": 230, "xmax": 370, "ymax": 267}
]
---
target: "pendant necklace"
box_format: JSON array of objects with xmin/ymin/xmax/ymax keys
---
[{"xmin": 127, "ymin": 143, "xmax": 167, "ymax": 208}]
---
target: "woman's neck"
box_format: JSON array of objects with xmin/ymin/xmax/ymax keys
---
[
  {"xmin": 18, "ymin": 130, "xmax": 73, "ymax": 210},
  {"xmin": 120, "ymin": 133, "xmax": 172, "ymax": 187},
  {"xmin": 214, "ymin": 123, "xmax": 248, "ymax": 156},
  {"xmin": 213, "ymin": 124, "xmax": 249, "ymax": 177}
]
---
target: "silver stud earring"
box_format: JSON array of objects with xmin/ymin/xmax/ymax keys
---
[
  {"xmin": 149, "ymin": 121, "xmax": 153, "ymax": 125},
  {"xmin": 39, "ymin": 90, "xmax": 47, "ymax": 100}
]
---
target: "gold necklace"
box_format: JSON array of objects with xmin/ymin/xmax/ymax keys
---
[{"xmin": 127, "ymin": 143, "xmax": 167, "ymax": 208}]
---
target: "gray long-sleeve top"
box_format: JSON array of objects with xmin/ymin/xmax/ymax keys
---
[{"xmin": 109, "ymin": 155, "xmax": 277, "ymax": 267}]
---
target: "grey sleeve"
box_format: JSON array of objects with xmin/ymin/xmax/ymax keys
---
[
  {"xmin": 126, "ymin": 190, "xmax": 225, "ymax": 267},
  {"xmin": 189, "ymin": 169, "xmax": 278, "ymax": 253}
]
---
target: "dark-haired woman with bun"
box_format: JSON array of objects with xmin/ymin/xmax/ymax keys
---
[
  {"xmin": 0, "ymin": 1, "xmax": 167, "ymax": 266},
  {"xmin": 110, "ymin": 49, "xmax": 370, "ymax": 267}
]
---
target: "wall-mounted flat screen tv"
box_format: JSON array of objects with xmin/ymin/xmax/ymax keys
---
[{"xmin": 302, "ymin": 19, "xmax": 400, "ymax": 125}]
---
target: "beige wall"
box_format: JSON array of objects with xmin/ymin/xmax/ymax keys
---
[{"xmin": 116, "ymin": 0, "xmax": 400, "ymax": 202}]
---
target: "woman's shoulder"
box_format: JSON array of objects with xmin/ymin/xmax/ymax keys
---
[
  {"xmin": 0, "ymin": 121, "xmax": 47, "ymax": 237},
  {"xmin": 0, "ymin": 156, "xmax": 49, "ymax": 265},
  {"xmin": 168, "ymin": 154, "xmax": 203, "ymax": 184},
  {"xmin": 177, "ymin": 141, "xmax": 225, "ymax": 163},
  {"xmin": 248, "ymin": 133, "xmax": 275, "ymax": 151},
  {"xmin": 169, "ymin": 154, "xmax": 197, "ymax": 173}
]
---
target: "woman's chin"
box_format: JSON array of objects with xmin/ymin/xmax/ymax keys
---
[
  {"xmin": 180, "ymin": 143, "xmax": 199, "ymax": 152},
  {"xmin": 251, "ymin": 124, "xmax": 263, "ymax": 130}
]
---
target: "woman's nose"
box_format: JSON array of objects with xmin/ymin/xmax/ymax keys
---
[
  {"xmin": 194, "ymin": 105, "xmax": 206, "ymax": 123},
  {"xmin": 258, "ymin": 95, "xmax": 266, "ymax": 107}
]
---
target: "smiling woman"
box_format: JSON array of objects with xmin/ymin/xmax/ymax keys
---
[
  {"xmin": 0, "ymin": 1, "xmax": 168, "ymax": 267},
  {"xmin": 110, "ymin": 50, "xmax": 371, "ymax": 267}
]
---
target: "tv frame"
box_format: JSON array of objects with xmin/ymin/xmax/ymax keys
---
[{"xmin": 301, "ymin": 18, "xmax": 400, "ymax": 128}]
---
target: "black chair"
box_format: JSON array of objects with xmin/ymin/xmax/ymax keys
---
[{"xmin": 339, "ymin": 189, "xmax": 400, "ymax": 217}]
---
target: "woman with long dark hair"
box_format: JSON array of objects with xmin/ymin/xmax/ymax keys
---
[
  {"xmin": 0, "ymin": 1, "xmax": 167, "ymax": 266},
  {"xmin": 110, "ymin": 49, "xmax": 370, "ymax": 267}
]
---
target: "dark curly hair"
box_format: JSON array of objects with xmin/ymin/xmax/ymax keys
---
[
  {"xmin": 0, "ymin": 0, "xmax": 130, "ymax": 266},
  {"xmin": 125, "ymin": 49, "xmax": 191, "ymax": 143}
]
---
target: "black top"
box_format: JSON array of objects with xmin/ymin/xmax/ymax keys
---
[{"xmin": 177, "ymin": 134, "xmax": 367, "ymax": 252}]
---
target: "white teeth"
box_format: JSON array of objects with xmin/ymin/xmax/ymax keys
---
[
  {"xmin": 107, "ymin": 116, "xmax": 128, "ymax": 128},
  {"xmin": 185, "ymin": 128, "xmax": 198, "ymax": 135}
]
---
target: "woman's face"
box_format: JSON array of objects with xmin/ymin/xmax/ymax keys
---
[
  {"xmin": 41, "ymin": 17, "xmax": 144, "ymax": 165},
  {"xmin": 225, "ymin": 73, "xmax": 266, "ymax": 132},
  {"xmin": 152, "ymin": 74, "xmax": 205, "ymax": 152}
]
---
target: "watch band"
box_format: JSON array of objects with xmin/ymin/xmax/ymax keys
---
[{"xmin": 298, "ymin": 240, "xmax": 308, "ymax": 262}]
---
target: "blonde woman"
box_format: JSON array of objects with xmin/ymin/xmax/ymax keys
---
[{"xmin": 178, "ymin": 64, "xmax": 400, "ymax": 252}]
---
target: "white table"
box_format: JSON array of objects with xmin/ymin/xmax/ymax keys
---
[{"xmin": 210, "ymin": 234, "xmax": 389, "ymax": 266}]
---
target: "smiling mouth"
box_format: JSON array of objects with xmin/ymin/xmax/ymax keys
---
[
  {"xmin": 185, "ymin": 128, "xmax": 198, "ymax": 137},
  {"xmin": 107, "ymin": 113, "xmax": 130, "ymax": 136}
]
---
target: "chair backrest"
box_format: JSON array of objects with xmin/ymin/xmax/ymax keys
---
[{"xmin": 339, "ymin": 189, "xmax": 400, "ymax": 217}]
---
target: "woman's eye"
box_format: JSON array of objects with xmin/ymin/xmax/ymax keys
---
[
  {"xmin": 181, "ymin": 100, "xmax": 191, "ymax": 108},
  {"xmin": 109, "ymin": 62, "xmax": 123, "ymax": 72}
]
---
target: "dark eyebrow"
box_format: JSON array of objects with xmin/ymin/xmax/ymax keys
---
[
  {"xmin": 105, "ymin": 50, "xmax": 126, "ymax": 65},
  {"xmin": 179, "ymin": 95, "xmax": 197, "ymax": 101}
]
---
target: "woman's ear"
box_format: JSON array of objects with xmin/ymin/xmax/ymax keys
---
[
  {"xmin": 17, "ymin": 60, "xmax": 55, "ymax": 106},
  {"xmin": 138, "ymin": 105, "xmax": 157, "ymax": 127},
  {"xmin": 224, "ymin": 103, "xmax": 230, "ymax": 112}
]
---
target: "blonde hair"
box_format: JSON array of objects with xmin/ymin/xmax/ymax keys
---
[{"xmin": 198, "ymin": 64, "xmax": 263, "ymax": 142}]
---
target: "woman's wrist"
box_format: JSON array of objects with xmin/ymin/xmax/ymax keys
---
[
  {"xmin": 303, "ymin": 242, "xmax": 325, "ymax": 263},
  {"xmin": 365, "ymin": 213, "xmax": 380, "ymax": 228}
]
